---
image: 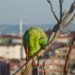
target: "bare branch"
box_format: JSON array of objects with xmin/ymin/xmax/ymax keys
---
[
  {"xmin": 47, "ymin": 0, "xmax": 59, "ymax": 22},
  {"xmin": 66, "ymin": 14, "xmax": 75, "ymax": 24},
  {"xmin": 48, "ymin": 6, "xmax": 75, "ymax": 43},
  {"xmin": 62, "ymin": 0, "xmax": 75, "ymax": 22},
  {"xmin": 63, "ymin": 37, "xmax": 75, "ymax": 75},
  {"xmin": 60, "ymin": 14, "xmax": 75, "ymax": 31},
  {"xmin": 58, "ymin": 0, "xmax": 75, "ymax": 30},
  {"xmin": 69, "ymin": 0, "xmax": 75, "ymax": 13},
  {"xmin": 62, "ymin": 10, "xmax": 68, "ymax": 19},
  {"xmin": 46, "ymin": 0, "xmax": 75, "ymax": 53},
  {"xmin": 59, "ymin": 0, "xmax": 63, "ymax": 21}
]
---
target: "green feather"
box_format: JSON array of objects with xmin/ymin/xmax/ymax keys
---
[{"xmin": 23, "ymin": 27, "xmax": 47, "ymax": 57}]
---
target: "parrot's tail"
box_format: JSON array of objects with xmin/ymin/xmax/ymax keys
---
[{"xmin": 23, "ymin": 62, "xmax": 32, "ymax": 75}]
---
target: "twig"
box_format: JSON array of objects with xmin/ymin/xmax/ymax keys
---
[
  {"xmin": 62, "ymin": 10, "xmax": 68, "ymax": 18},
  {"xmin": 47, "ymin": 0, "xmax": 59, "ymax": 22},
  {"xmin": 59, "ymin": 1, "xmax": 75, "ymax": 29},
  {"xmin": 63, "ymin": 37, "xmax": 75, "ymax": 75},
  {"xmin": 48, "ymin": 4, "xmax": 75, "ymax": 43},
  {"xmin": 69, "ymin": 0, "xmax": 75, "ymax": 13},
  {"xmin": 59, "ymin": 0, "xmax": 63, "ymax": 21},
  {"xmin": 60, "ymin": 14, "xmax": 75, "ymax": 31}
]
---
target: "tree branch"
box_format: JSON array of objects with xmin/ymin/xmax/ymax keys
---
[
  {"xmin": 60, "ymin": 14, "xmax": 75, "ymax": 31},
  {"xmin": 59, "ymin": 0, "xmax": 63, "ymax": 21},
  {"xmin": 62, "ymin": 10, "xmax": 68, "ymax": 19},
  {"xmin": 63, "ymin": 37, "xmax": 75, "ymax": 75},
  {"xmin": 47, "ymin": 0, "xmax": 59, "ymax": 22},
  {"xmin": 58, "ymin": 0, "xmax": 75, "ymax": 30},
  {"xmin": 62, "ymin": 0, "xmax": 75, "ymax": 22},
  {"xmin": 69, "ymin": 0, "xmax": 75, "ymax": 13},
  {"xmin": 48, "ymin": 2, "xmax": 75, "ymax": 43}
]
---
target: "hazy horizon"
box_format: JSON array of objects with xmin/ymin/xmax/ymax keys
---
[{"xmin": 0, "ymin": 23, "xmax": 75, "ymax": 35}]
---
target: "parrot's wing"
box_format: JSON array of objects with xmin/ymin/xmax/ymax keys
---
[
  {"xmin": 35, "ymin": 27, "xmax": 47, "ymax": 38},
  {"xmin": 23, "ymin": 30, "xmax": 30, "ymax": 59}
]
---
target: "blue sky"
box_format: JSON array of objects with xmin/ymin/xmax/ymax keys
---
[{"xmin": 0, "ymin": 0, "xmax": 74, "ymax": 25}]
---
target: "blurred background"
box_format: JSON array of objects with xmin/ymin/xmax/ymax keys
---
[{"xmin": 0, "ymin": 0, "xmax": 75, "ymax": 75}]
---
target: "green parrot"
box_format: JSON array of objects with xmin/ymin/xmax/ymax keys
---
[
  {"xmin": 23, "ymin": 26, "xmax": 47, "ymax": 59},
  {"xmin": 23, "ymin": 27, "xmax": 47, "ymax": 75}
]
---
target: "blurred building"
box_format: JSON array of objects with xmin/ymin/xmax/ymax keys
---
[
  {"xmin": 0, "ymin": 31, "xmax": 75, "ymax": 75},
  {"xmin": 0, "ymin": 34, "xmax": 26, "ymax": 60}
]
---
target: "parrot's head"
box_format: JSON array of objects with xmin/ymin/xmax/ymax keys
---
[{"xmin": 39, "ymin": 37, "xmax": 47, "ymax": 47}]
